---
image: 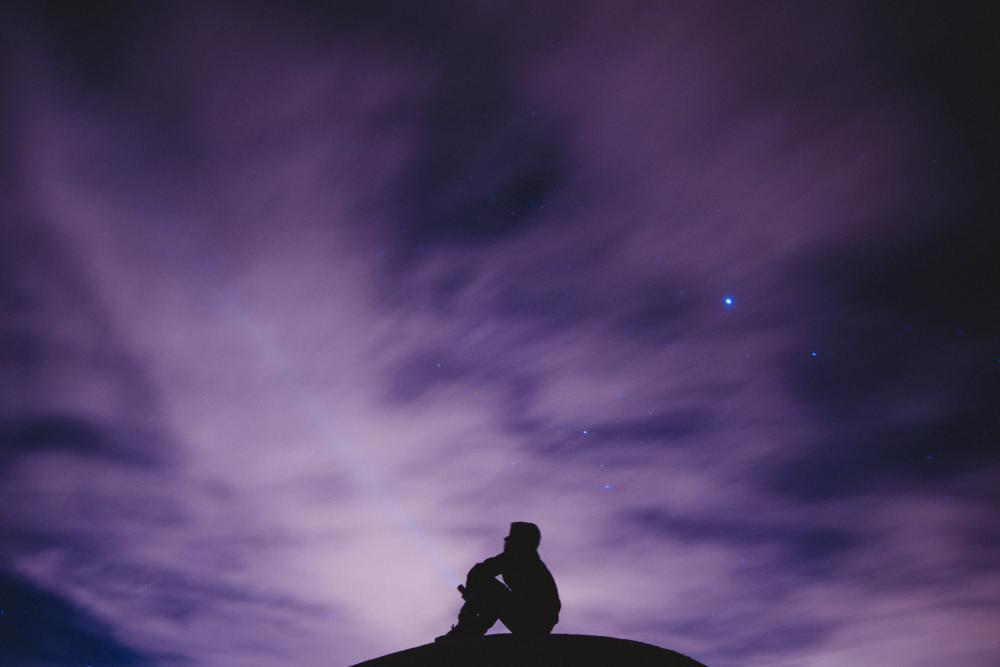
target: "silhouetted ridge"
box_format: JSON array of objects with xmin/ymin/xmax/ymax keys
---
[{"xmin": 350, "ymin": 633, "xmax": 708, "ymax": 666}]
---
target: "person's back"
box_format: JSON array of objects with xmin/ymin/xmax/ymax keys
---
[
  {"xmin": 437, "ymin": 522, "xmax": 560, "ymax": 640},
  {"xmin": 501, "ymin": 549, "xmax": 560, "ymax": 629}
]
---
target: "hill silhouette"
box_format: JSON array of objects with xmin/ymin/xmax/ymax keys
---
[{"xmin": 349, "ymin": 633, "xmax": 708, "ymax": 666}]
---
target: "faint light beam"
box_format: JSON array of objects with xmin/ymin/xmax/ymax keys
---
[{"xmin": 217, "ymin": 292, "xmax": 462, "ymax": 588}]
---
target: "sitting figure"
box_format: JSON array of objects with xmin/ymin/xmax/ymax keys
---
[{"xmin": 437, "ymin": 522, "xmax": 560, "ymax": 640}]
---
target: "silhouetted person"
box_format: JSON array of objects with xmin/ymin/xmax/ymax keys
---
[{"xmin": 437, "ymin": 522, "xmax": 560, "ymax": 641}]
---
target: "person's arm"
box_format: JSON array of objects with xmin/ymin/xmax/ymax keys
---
[
  {"xmin": 467, "ymin": 553, "xmax": 505, "ymax": 581},
  {"xmin": 478, "ymin": 553, "xmax": 505, "ymax": 577},
  {"xmin": 457, "ymin": 553, "xmax": 505, "ymax": 598}
]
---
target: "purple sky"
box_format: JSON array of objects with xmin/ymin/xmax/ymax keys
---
[{"xmin": 2, "ymin": 3, "xmax": 998, "ymax": 666}]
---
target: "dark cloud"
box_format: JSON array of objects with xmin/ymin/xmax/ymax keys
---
[
  {"xmin": 0, "ymin": 215, "xmax": 174, "ymax": 467},
  {"xmin": 399, "ymin": 46, "xmax": 569, "ymax": 247},
  {"xmin": 773, "ymin": 213, "xmax": 1000, "ymax": 505},
  {"xmin": 613, "ymin": 280, "xmax": 704, "ymax": 343},
  {"xmin": 854, "ymin": 218, "xmax": 1000, "ymax": 337},
  {"xmin": 107, "ymin": 562, "xmax": 335, "ymax": 624},
  {"xmin": 24, "ymin": 1, "xmax": 160, "ymax": 95},
  {"xmin": 281, "ymin": 0, "xmax": 463, "ymax": 54},
  {"xmin": 0, "ymin": 415, "xmax": 134, "ymax": 470},
  {"xmin": 768, "ymin": 405, "xmax": 1000, "ymax": 502},
  {"xmin": 385, "ymin": 347, "xmax": 471, "ymax": 403},
  {"xmin": 0, "ymin": 570, "xmax": 150, "ymax": 667},
  {"xmin": 662, "ymin": 612, "xmax": 834, "ymax": 666},
  {"xmin": 630, "ymin": 509, "xmax": 862, "ymax": 569},
  {"xmin": 519, "ymin": 411, "xmax": 709, "ymax": 457}
]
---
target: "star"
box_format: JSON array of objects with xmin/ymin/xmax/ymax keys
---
[{"xmin": 722, "ymin": 295, "xmax": 735, "ymax": 308}]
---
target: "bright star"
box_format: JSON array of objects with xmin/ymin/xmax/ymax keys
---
[
  {"xmin": 722, "ymin": 295, "xmax": 734, "ymax": 308},
  {"xmin": 810, "ymin": 351, "xmax": 818, "ymax": 358}
]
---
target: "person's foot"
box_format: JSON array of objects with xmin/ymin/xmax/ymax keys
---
[{"xmin": 434, "ymin": 623, "xmax": 481, "ymax": 642}]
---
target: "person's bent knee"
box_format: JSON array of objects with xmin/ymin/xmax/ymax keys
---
[{"xmin": 467, "ymin": 572, "xmax": 509, "ymax": 594}]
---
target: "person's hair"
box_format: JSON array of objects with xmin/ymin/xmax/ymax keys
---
[{"xmin": 509, "ymin": 522, "xmax": 541, "ymax": 550}]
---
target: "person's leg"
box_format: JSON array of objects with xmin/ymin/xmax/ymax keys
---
[
  {"xmin": 438, "ymin": 576, "xmax": 512, "ymax": 639},
  {"xmin": 461, "ymin": 576, "xmax": 511, "ymax": 633},
  {"xmin": 498, "ymin": 602, "xmax": 557, "ymax": 636},
  {"xmin": 498, "ymin": 610, "xmax": 554, "ymax": 636}
]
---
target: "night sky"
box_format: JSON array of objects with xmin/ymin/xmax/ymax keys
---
[{"xmin": 2, "ymin": 2, "xmax": 998, "ymax": 666}]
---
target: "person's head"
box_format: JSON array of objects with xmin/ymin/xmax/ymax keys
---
[{"xmin": 503, "ymin": 521, "xmax": 541, "ymax": 554}]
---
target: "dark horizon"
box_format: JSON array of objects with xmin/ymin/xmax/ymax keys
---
[{"xmin": 1, "ymin": 2, "xmax": 998, "ymax": 666}]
